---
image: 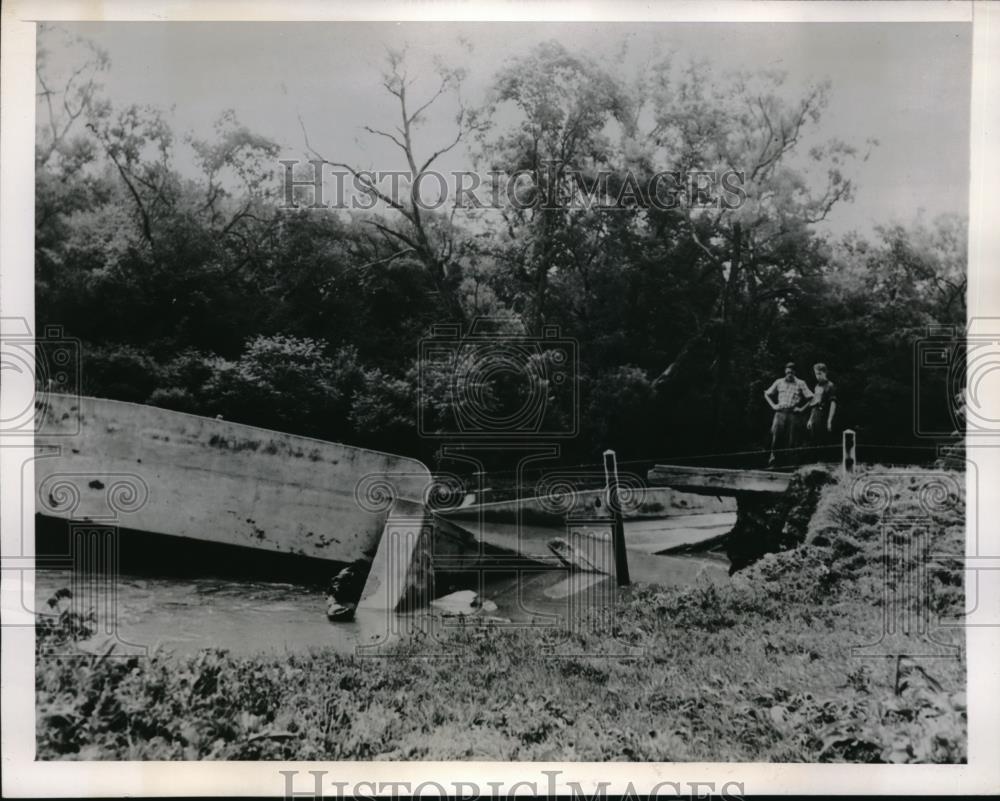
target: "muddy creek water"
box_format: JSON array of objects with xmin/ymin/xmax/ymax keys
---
[
  {"xmin": 33, "ymin": 567, "xmax": 670, "ymax": 657},
  {"xmin": 34, "ymin": 515, "xmax": 730, "ymax": 657}
]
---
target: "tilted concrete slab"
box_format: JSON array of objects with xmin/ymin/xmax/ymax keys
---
[
  {"xmin": 33, "ymin": 394, "xmax": 431, "ymax": 564},
  {"xmin": 357, "ymin": 499, "xmax": 481, "ymax": 614},
  {"xmin": 648, "ymin": 465, "xmax": 792, "ymax": 496},
  {"xmin": 621, "ymin": 513, "xmax": 736, "ymax": 554},
  {"xmin": 432, "ymin": 514, "xmax": 735, "ymax": 566},
  {"xmin": 439, "ymin": 485, "xmax": 734, "ymax": 529},
  {"xmin": 546, "ymin": 524, "xmax": 729, "ymax": 584}
]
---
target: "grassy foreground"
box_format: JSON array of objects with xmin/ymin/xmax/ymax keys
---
[{"xmin": 36, "ymin": 467, "xmax": 966, "ymax": 762}]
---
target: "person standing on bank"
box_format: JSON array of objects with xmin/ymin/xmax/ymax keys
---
[
  {"xmin": 764, "ymin": 362, "xmax": 813, "ymax": 467},
  {"xmin": 806, "ymin": 362, "xmax": 838, "ymax": 452}
]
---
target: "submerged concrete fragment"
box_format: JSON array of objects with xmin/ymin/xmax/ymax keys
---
[{"xmin": 357, "ymin": 499, "xmax": 480, "ymax": 614}]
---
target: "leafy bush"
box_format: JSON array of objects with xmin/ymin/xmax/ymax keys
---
[
  {"xmin": 36, "ymin": 589, "xmax": 96, "ymax": 657},
  {"xmin": 348, "ymin": 367, "xmax": 421, "ymax": 454},
  {"xmin": 200, "ymin": 336, "xmax": 362, "ymax": 440},
  {"xmin": 146, "ymin": 386, "xmax": 199, "ymax": 413},
  {"xmin": 79, "ymin": 343, "xmax": 165, "ymax": 402}
]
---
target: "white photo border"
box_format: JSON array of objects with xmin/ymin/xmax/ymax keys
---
[{"xmin": 2, "ymin": 0, "xmax": 998, "ymax": 796}]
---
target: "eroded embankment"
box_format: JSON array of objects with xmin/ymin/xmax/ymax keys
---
[{"xmin": 725, "ymin": 466, "xmax": 837, "ymax": 573}]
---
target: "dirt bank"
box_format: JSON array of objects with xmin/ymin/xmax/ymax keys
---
[{"xmin": 725, "ymin": 466, "xmax": 837, "ymax": 573}]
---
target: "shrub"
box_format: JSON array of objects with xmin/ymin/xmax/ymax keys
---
[
  {"xmin": 79, "ymin": 343, "xmax": 164, "ymax": 402},
  {"xmin": 201, "ymin": 336, "xmax": 362, "ymax": 439}
]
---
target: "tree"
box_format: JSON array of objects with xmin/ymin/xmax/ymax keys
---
[
  {"xmin": 474, "ymin": 41, "xmax": 635, "ymax": 333},
  {"xmin": 301, "ymin": 47, "xmax": 476, "ymax": 323},
  {"xmin": 34, "ymin": 28, "xmax": 963, "ymax": 462},
  {"xmin": 188, "ymin": 110, "xmax": 282, "ymax": 279},
  {"xmin": 35, "ymin": 25, "xmax": 109, "ymax": 170},
  {"xmin": 803, "ymin": 215, "xmax": 968, "ymax": 442},
  {"xmin": 35, "ymin": 26, "xmax": 111, "ymax": 306},
  {"xmin": 59, "ymin": 104, "xmax": 283, "ymax": 352},
  {"xmin": 636, "ymin": 62, "xmax": 872, "ymax": 443}
]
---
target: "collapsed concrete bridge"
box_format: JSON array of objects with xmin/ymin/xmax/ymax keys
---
[
  {"xmin": 647, "ymin": 463, "xmax": 835, "ymax": 573},
  {"xmin": 33, "ymin": 393, "xmax": 743, "ymax": 614}
]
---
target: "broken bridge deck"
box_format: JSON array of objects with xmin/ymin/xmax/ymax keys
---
[{"xmin": 647, "ymin": 465, "xmax": 792, "ymax": 496}]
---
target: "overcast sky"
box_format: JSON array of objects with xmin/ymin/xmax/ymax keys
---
[{"xmin": 40, "ymin": 21, "xmax": 972, "ymax": 238}]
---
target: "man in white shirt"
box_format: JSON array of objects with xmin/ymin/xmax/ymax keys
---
[{"xmin": 764, "ymin": 362, "xmax": 813, "ymax": 467}]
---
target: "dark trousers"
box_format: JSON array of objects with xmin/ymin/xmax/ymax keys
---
[
  {"xmin": 769, "ymin": 410, "xmax": 798, "ymax": 465},
  {"xmin": 806, "ymin": 409, "xmax": 839, "ymax": 461}
]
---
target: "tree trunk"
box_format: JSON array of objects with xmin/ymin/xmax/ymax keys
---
[{"xmin": 709, "ymin": 224, "xmax": 743, "ymax": 446}]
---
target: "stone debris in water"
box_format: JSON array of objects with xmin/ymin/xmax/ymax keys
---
[
  {"xmin": 326, "ymin": 600, "xmax": 356, "ymax": 622},
  {"xmin": 430, "ymin": 590, "xmax": 498, "ymax": 616},
  {"xmin": 325, "ymin": 558, "xmax": 371, "ymax": 622},
  {"xmin": 547, "ymin": 537, "xmax": 601, "ymax": 572}
]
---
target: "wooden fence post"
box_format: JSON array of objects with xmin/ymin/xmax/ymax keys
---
[
  {"xmin": 603, "ymin": 449, "xmax": 631, "ymax": 587},
  {"xmin": 842, "ymin": 429, "xmax": 857, "ymax": 475}
]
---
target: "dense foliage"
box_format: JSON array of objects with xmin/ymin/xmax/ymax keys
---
[{"xmin": 36, "ymin": 30, "xmax": 966, "ymax": 468}]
